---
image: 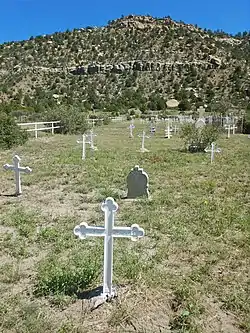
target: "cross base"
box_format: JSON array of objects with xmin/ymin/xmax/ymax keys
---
[
  {"xmin": 139, "ymin": 148, "xmax": 149, "ymax": 153},
  {"xmin": 101, "ymin": 287, "xmax": 117, "ymax": 300},
  {"xmin": 122, "ymin": 196, "xmax": 152, "ymax": 202}
]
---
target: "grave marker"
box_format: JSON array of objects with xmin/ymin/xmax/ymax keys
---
[
  {"xmin": 195, "ymin": 106, "xmax": 206, "ymax": 130},
  {"xmin": 150, "ymin": 122, "xmax": 156, "ymax": 135},
  {"xmin": 195, "ymin": 118, "xmax": 206, "ymax": 129},
  {"xmin": 77, "ymin": 134, "xmax": 86, "ymax": 160},
  {"xmin": 73, "ymin": 197, "xmax": 145, "ymax": 299},
  {"xmin": 138, "ymin": 131, "xmax": 150, "ymax": 152},
  {"xmin": 128, "ymin": 123, "xmax": 135, "ymax": 138},
  {"xmin": 86, "ymin": 129, "xmax": 97, "ymax": 151},
  {"xmin": 224, "ymin": 124, "xmax": 231, "ymax": 138},
  {"xmin": 126, "ymin": 165, "xmax": 149, "ymax": 199},
  {"xmin": 197, "ymin": 106, "xmax": 206, "ymax": 118},
  {"xmin": 164, "ymin": 124, "xmax": 173, "ymax": 139},
  {"xmin": 3, "ymin": 155, "xmax": 32, "ymax": 195},
  {"xmin": 231, "ymin": 125, "xmax": 237, "ymax": 135},
  {"xmin": 204, "ymin": 142, "xmax": 221, "ymax": 163}
]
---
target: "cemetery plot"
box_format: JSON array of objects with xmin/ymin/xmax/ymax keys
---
[{"xmin": 0, "ymin": 121, "xmax": 249, "ymax": 333}]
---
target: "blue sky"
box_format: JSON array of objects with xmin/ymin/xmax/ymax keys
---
[{"xmin": 1, "ymin": 0, "xmax": 249, "ymax": 43}]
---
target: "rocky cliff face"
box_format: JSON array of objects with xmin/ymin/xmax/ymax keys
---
[
  {"xmin": 0, "ymin": 15, "xmax": 249, "ymax": 112},
  {"xmin": 69, "ymin": 59, "xmax": 220, "ymax": 75}
]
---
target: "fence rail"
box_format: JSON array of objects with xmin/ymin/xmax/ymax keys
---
[{"xmin": 17, "ymin": 121, "xmax": 61, "ymax": 138}]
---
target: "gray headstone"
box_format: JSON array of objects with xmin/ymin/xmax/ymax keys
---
[
  {"xmin": 197, "ymin": 106, "xmax": 205, "ymax": 118},
  {"xmin": 195, "ymin": 118, "xmax": 206, "ymax": 129},
  {"xmin": 127, "ymin": 165, "xmax": 149, "ymax": 199}
]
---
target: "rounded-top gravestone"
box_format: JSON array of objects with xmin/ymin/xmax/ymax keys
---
[{"xmin": 126, "ymin": 165, "xmax": 149, "ymax": 199}]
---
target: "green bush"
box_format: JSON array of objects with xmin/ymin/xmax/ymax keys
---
[
  {"xmin": 179, "ymin": 123, "xmax": 221, "ymax": 152},
  {"xmin": 0, "ymin": 111, "xmax": 28, "ymax": 149},
  {"xmin": 43, "ymin": 106, "xmax": 88, "ymax": 134},
  {"xmin": 34, "ymin": 249, "xmax": 101, "ymax": 296}
]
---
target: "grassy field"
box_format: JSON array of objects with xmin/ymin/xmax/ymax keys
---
[{"xmin": 0, "ymin": 121, "xmax": 249, "ymax": 333}]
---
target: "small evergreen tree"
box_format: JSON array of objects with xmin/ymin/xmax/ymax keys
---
[
  {"xmin": 0, "ymin": 111, "xmax": 28, "ymax": 149},
  {"xmin": 43, "ymin": 106, "xmax": 88, "ymax": 134}
]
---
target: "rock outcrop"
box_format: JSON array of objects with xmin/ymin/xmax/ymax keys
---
[{"xmin": 69, "ymin": 60, "xmax": 214, "ymax": 75}]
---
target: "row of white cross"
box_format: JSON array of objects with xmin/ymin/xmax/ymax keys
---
[{"xmin": 129, "ymin": 123, "xmax": 178, "ymax": 139}]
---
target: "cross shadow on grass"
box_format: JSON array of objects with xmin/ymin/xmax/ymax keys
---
[
  {"xmin": 76, "ymin": 286, "xmax": 103, "ymax": 300},
  {"xmin": 0, "ymin": 193, "xmax": 18, "ymax": 197}
]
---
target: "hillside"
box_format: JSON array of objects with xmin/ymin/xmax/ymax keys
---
[{"xmin": 0, "ymin": 15, "xmax": 250, "ymax": 115}]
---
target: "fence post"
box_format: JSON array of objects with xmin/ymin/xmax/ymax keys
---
[
  {"xmin": 52, "ymin": 122, "xmax": 54, "ymax": 135},
  {"xmin": 35, "ymin": 123, "xmax": 38, "ymax": 139}
]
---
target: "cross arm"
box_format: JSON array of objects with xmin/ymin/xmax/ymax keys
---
[
  {"xmin": 112, "ymin": 224, "xmax": 145, "ymax": 241},
  {"xmin": 22, "ymin": 166, "xmax": 32, "ymax": 174},
  {"xmin": 3, "ymin": 164, "xmax": 32, "ymax": 173},
  {"xmin": 3, "ymin": 163, "xmax": 12, "ymax": 171},
  {"xmin": 74, "ymin": 222, "xmax": 105, "ymax": 239}
]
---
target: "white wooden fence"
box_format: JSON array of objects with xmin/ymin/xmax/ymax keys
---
[
  {"xmin": 17, "ymin": 121, "xmax": 61, "ymax": 138},
  {"xmin": 87, "ymin": 118, "xmax": 104, "ymax": 127}
]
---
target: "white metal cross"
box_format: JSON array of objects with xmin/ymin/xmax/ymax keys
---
[
  {"xmin": 150, "ymin": 123, "xmax": 156, "ymax": 135},
  {"xmin": 164, "ymin": 125, "xmax": 173, "ymax": 139},
  {"xmin": 138, "ymin": 131, "xmax": 150, "ymax": 152},
  {"xmin": 86, "ymin": 129, "xmax": 97, "ymax": 151},
  {"xmin": 73, "ymin": 197, "xmax": 145, "ymax": 299},
  {"xmin": 3, "ymin": 155, "xmax": 32, "ymax": 195},
  {"xmin": 224, "ymin": 124, "xmax": 231, "ymax": 138},
  {"xmin": 128, "ymin": 123, "xmax": 135, "ymax": 138},
  {"xmin": 204, "ymin": 142, "xmax": 221, "ymax": 163},
  {"xmin": 231, "ymin": 125, "xmax": 237, "ymax": 135},
  {"xmin": 77, "ymin": 134, "xmax": 86, "ymax": 160}
]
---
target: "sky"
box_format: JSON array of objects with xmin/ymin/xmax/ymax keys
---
[{"xmin": 1, "ymin": 0, "xmax": 250, "ymax": 43}]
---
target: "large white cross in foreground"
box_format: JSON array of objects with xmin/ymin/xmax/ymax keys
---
[
  {"xmin": 73, "ymin": 197, "xmax": 145, "ymax": 299},
  {"xmin": 204, "ymin": 142, "xmax": 221, "ymax": 163},
  {"xmin": 3, "ymin": 155, "xmax": 32, "ymax": 195},
  {"xmin": 138, "ymin": 131, "xmax": 150, "ymax": 152}
]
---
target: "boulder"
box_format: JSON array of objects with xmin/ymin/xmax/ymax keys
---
[
  {"xmin": 166, "ymin": 99, "xmax": 179, "ymax": 108},
  {"xmin": 209, "ymin": 56, "xmax": 221, "ymax": 67}
]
